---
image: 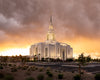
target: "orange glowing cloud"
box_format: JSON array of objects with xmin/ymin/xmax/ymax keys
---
[{"xmin": 0, "ymin": 0, "xmax": 100, "ymax": 59}]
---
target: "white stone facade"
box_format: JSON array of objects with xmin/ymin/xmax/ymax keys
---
[{"xmin": 30, "ymin": 16, "xmax": 73, "ymax": 60}]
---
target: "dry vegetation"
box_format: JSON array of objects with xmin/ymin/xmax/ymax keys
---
[{"xmin": 0, "ymin": 63, "xmax": 95, "ymax": 80}]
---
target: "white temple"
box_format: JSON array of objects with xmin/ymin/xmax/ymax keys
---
[{"xmin": 30, "ymin": 16, "xmax": 73, "ymax": 60}]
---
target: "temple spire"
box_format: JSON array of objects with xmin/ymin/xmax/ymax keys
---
[
  {"xmin": 50, "ymin": 15, "xmax": 53, "ymax": 25},
  {"xmin": 47, "ymin": 15, "xmax": 55, "ymax": 42},
  {"xmin": 49, "ymin": 15, "xmax": 53, "ymax": 29}
]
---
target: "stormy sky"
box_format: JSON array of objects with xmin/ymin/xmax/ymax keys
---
[{"xmin": 0, "ymin": 0, "xmax": 100, "ymax": 58}]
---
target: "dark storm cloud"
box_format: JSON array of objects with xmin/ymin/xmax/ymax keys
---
[{"xmin": 0, "ymin": 0, "xmax": 100, "ymax": 43}]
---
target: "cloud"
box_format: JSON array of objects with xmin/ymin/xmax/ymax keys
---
[{"xmin": 0, "ymin": 0, "xmax": 100, "ymax": 46}]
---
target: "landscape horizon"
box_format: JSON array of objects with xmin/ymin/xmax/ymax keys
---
[{"xmin": 0, "ymin": 1, "xmax": 100, "ymax": 80}]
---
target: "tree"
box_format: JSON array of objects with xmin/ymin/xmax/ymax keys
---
[
  {"xmin": 86, "ymin": 55, "xmax": 91, "ymax": 62},
  {"xmin": 77, "ymin": 53, "xmax": 86, "ymax": 79},
  {"xmin": 77, "ymin": 53, "xmax": 91, "ymax": 80}
]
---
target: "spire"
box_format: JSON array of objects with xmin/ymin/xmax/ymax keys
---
[
  {"xmin": 50, "ymin": 15, "xmax": 53, "ymax": 25},
  {"xmin": 47, "ymin": 15, "xmax": 55, "ymax": 42},
  {"xmin": 49, "ymin": 15, "xmax": 53, "ymax": 29}
]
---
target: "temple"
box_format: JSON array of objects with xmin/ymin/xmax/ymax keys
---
[{"xmin": 30, "ymin": 16, "xmax": 73, "ymax": 60}]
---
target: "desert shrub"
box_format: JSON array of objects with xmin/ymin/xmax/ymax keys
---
[
  {"xmin": 95, "ymin": 73, "xmax": 100, "ymax": 80},
  {"xmin": 28, "ymin": 66, "xmax": 36, "ymax": 71},
  {"xmin": 11, "ymin": 67, "xmax": 17, "ymax": 72},
  {"xmin": 46, "ymin": 77, "xmax": 53, "ymax": 80},
  {"xmin": 39, "ymin": 68, "xmax": 44, "ymax": 72},
  {"xmin": 28, "ymin": 67, "xmax": 35, "ymax": 71},
  {"xmin": 4, "ymin": 74, "xmax": 14, "ymax": 80},
  {"xmin": 46, "ymin": 67, "xmax": 50, "ymax": 71},
  {"xmin": 46, "ymin": 71, "xmax": 50, "ymax": 75},
  {"xmin": 74, "ymin": 74, "xmax": 80, "ymax": 80},
  {"xmin": 48, "ymin": 73, "xmax": 53, "ymax": 77},
  {"xmin": 37, "ymin": 74, "xmax": 44, "ymax": 80},
  {"xmin": 0, "ymin": 65, "xmax": 3, "ymax": 69},
  {"xmin": 0, "ymin": 73, "xmax": 4, "ymax": 79},
  {"xmin": 35, "ymin": 67, "xmax": 38, "ymax": 70},
  {"xmin": 22, "ymin": 66, "xmax": 28, "ymax": 70},
  {"xmin": 8, "ymin": 64, "xmax": 12, "ymax": 67},
  {"xmin": 58, "ymin": 74, "xmax": 63, "ymax": 79},
  {"xmin": 25, "ymin": 77, "xmax": 35, "ymax": 80},
  {"xmin": 27, "ymin": 68, "xmax": 31, "ymax": 71}
]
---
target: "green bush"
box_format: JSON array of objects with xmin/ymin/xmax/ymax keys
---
[
  {"xmin": 46, "ymin": 71, "xmax": 53, "ymax": 77},
  {"xmin": 58, "ymin": 74, "xmax": 63, "ymax": 79},
  {"xmin": 37, "ymin": 74, "xmax": 44, "ymax": 80},
  {"xmin": 0, "ymin": 66, "xmax": 3, "ymax": 69},
  {"xmin": 4, "ymin": 74, "xmax": 14, "ymax": 80},
  {"xmin": 46, "ymin": 71, "xmax": 50, "ymax": 75},
  {"xmin": 0, "ymin": 73, "xmax": 4, "ymax": 79},
  {"xmin": 25, "ymin": 77, "xmax": 35, "ymax": 80},
  {"xmin": 95, "ymin": 74, "xmax": 100, "ymax": 80},
  {"xmin": 48, "ymin": 73, "xmax": 53, "ymax": 77},
  {"xmin": 74, "ymin": 74, "xmax": 80, "ymax": 80}
]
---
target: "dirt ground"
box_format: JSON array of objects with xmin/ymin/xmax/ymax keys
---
[{"xmin": 0, "ymin": 63, "xmax": 95, "ymax": 80}]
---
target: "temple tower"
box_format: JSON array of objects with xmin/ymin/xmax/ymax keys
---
[{"xmin": 47, "ymin": 15, "xmax": 55, "ymax": 42}]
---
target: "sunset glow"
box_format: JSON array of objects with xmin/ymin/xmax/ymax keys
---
[
  {"xmin": 0, "ymin": 48, "xmax": 29, "ymax": 56},
  {"xmin": 0, "ymin": 37, "xmax": 100, "ymax": 58},
  {"xmin": 0, "ymin": 0, "xmax": 100, "ymax": 59}
]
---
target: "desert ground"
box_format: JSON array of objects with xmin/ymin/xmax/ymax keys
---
[{"xmin": 1, "ymin": 62, "xmax": 99, "ymax": 80}]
